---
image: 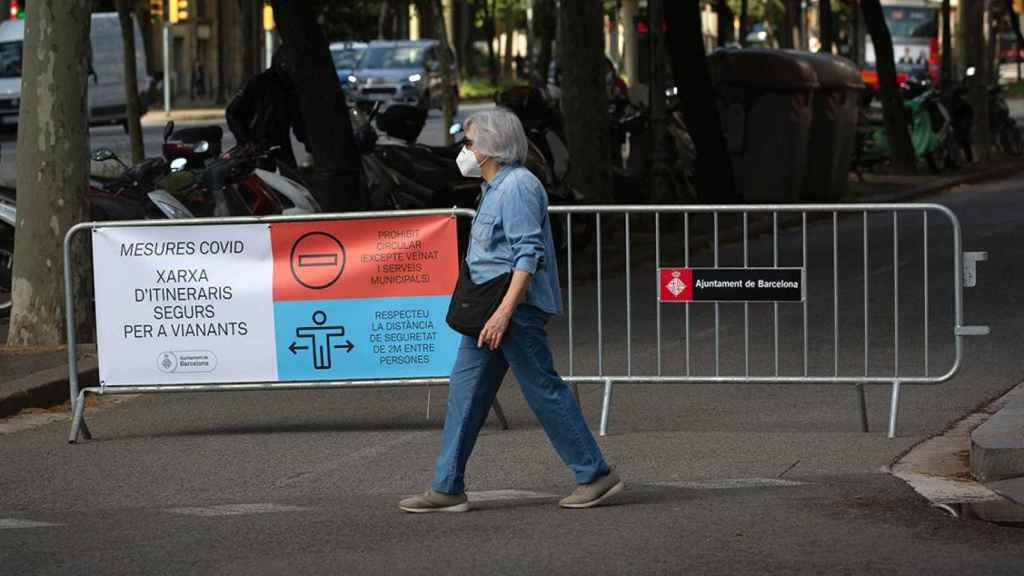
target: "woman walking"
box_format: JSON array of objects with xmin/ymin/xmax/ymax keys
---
[{"xmin": 399, "ymin": 109, "xmax": 622, "ymax": 513}]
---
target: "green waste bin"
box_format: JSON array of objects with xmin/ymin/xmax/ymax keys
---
[
  {"xmin": 709, "ymin": 49, "xmax": 819, "ymax": 203},
  {"xmin": 785, "ymin": 51, "xmax": 865, "ymax": 201}
]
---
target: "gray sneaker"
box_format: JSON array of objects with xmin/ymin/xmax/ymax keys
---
[
  {"xmin": 559, "ymin": 467, "xmax": 624, "ymax": 509},
  {"xmin": 398, "ymin": 490, "xmax": 470, "ymax": 513}
]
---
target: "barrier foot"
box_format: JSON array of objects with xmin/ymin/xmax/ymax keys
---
[
  {"xmin": 856, "ymin": 383, "xmax": 869, "ymax": 433},
  {"xmin": 68, "ymin": 390, "xmax": 88, "ymax": 444},
  {"xmin": 599, "ymin": 379, "xmax": 613, "ymax": 437},
  {"xmin": 491, "ymin": 398, "xmax": 509, "ymax": 430},
  {"xmin": 887, "ymin": 381, "xmax": 901, "ymax": 439}
]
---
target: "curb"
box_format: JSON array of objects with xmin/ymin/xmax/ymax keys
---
[
  {"xmin": 0, "ymin": 359, "xmax": 98, "ymax": 419},
  {"xmin": 971, "ymin": 383, "xmax": 1024, "ymax": 483},
  {"xmin": 863, "ymin": 161, "xmax": 1024, "ymax": 204}
]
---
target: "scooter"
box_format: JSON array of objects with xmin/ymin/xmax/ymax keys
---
[
  {"xmin": 0, "ymin": 188, "xmax": 13, "ymax": 315},
  {"xmin": 988, "ymin": 83, "xmax": 1023, "ymax": 157},
  {"xmin": 853, "ymin": 75, "xmax": 959, "ymax": 174},
  {"xmin": 160, "ymin": 143, "xmax": 320, "ymax": 218},
  {"xmin": 0, "ymin": 147, "xmax": 198, "ymax": 316}
]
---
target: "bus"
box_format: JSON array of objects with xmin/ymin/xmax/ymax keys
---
[{"xmin": 861, "ymin": 0, "xmax": 941, "ymax": 88}]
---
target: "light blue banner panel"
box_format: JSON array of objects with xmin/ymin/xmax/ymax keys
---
[{"xmin": 274, "ymin": 295, "xmax": 459, "ymax": 381}]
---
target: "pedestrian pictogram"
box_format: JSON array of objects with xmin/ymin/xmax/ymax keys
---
[
  {"xmin": 290, "ymin": 231, "xmax": 346, "ymax": 290},
  {"xmin": 290, "ymin": 310, "xmax": 354, "ymax": 370}
]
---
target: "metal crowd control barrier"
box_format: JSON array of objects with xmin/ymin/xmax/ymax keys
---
[
  {"xmin": 548, "ymin": 204, "xmax": 988, "ymax": 439},
  {"xmin": 62, "ymin": 208, "xmax": 511, "ymax": 443},
  {"xmin": 64, "ymin": 204, "xmax": 987, "ymax": 443}
]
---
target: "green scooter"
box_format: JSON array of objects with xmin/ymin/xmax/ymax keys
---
[{"xmin": 853, "ymin": 76, "xmax": 960, "ymax": 174}]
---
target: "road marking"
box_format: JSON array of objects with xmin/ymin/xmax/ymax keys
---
[
  {"xmin": 165, "ymin": 503, "xmax": 312, "ymax": 517},
  {"xmin": 648, "ymin": 478, "xmax": 807, "ymax": 490},
  {"xmin": 466, "ymin": 489, "xmax": 557, "ymax": 502},
  {"xmin": 0, "ymin": 518, "xmax": 61, "ymax": 529}
]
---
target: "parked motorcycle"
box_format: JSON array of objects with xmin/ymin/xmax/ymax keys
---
[
  {"xmin": 160, "ymin": 142, "xmax": 320, "ymax": 218},
  {"xmin": 0, "ymin": 188, "xmax": 13, "ymax": 315},
  {"xmin": 853, "ymin": 75, "xmax": 960, "ymax": 174},
  {"xmin": 988, "ymin": 83, "xmax": 1024, "ymax": 157}
]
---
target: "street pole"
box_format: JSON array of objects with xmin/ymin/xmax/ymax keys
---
[
  {"xmin": 649, "ymin": 0, "xmax": 666, "ymax": 202},
  {"xmin": 163, "ymin": 22, "xmax": 171, "ymax": 114}
]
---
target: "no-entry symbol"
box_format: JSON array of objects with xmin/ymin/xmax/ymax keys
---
[{"xmin": 290, "ymin": 231, "xmax": 346, "ymax": 290}]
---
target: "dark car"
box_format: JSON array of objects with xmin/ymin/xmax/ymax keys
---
[
  {"xmin": 347, "ymin": 40, "xmax": 459, "ymax": 112},
  {"xmin": 330, "ymin": 41, "xmax": 366, "ymax": 91}
]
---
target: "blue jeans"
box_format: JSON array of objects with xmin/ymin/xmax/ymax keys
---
[{"xmin": 432, "ymin": 304, "xmax": 609, "ymax": 494}]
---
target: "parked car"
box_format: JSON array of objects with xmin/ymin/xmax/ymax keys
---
[
  {"xmin": 347, "ymin": 39, "xmax": 458, "ymax": 113},
  {"xmin": 0, "ymin": 13, "xmax": 148, "ymax": 132},
  {"xmin": 329, "ymin": 41, "xmax": 366, "ymax": 91}
]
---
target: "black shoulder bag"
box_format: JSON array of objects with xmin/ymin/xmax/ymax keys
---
[{"xmin": 445, "ymin": 260, "xmax": 512, "ymax": 338}]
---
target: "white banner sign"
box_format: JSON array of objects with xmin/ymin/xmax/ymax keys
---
[
  {"xmin": 91, "ymin": 216, "xmax": 461, "ymax": 387},
  {"xmin": 92, "ymin": 225, "xmax": 277, "ymax": 385}
]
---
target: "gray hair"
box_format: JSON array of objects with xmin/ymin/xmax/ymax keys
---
[{"xmin": 464, "ymin": 108, "xmax": 529, "ymax": 166}]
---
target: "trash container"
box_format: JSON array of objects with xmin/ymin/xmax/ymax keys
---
[
  {"xmin": 784, "ymin": 51, "xmax": 865, "ymax": 201},
  {"xmin": 709, "ymin": 49, "xmax": 819, "ymax": 203}
]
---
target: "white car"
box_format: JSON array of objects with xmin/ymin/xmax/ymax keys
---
[{"xmin": 0, "ymin": 13, "xmax": 148, "ymax": 131}]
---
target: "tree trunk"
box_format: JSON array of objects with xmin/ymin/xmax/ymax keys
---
[
  {"xmin": 270, "ymin": 0, "xmax": 364, "ymax": 212},
  {"xmin": 665, "ymin": 0, "xmax": 736, "ymax": 203},
  {"xmin": 739, "ymin": 0, "xmax": 748, "ymax": 47},
  {"xmin": 962, "ymin": 0, "xmax": 991, "ymax": 161},
  {"xmin": 241, "ymin": 0, "xmax": 258, "ymax": 80},
  {"xmin": 716, "ymin": 0, "xmax": 733, "ymax": 47},
  {"xmin": 782, "ymin": 0, "xmax": 799, "ymax": 49},
  {"xmin": 942, "ymin": 0, "xmax": 952, "ymax": 85},
  {"xmin": 459, "ymin": 0, "xmax": 470, "ymax": 74},
  {"xmin": 533, "ymin": 0, "xmax": 556, "ymax": 85},
  {"xmin": 433, "ymin": 0, "xmax": 456, "ymax": 145},
  {"xmin": 379, "ymin": 0, "xmax": 391, "ymax": 39},
  {"xmin": 484, "ymin": 0, "xmax": 498, "ymax": 84},
  {"xmin": 116, "ymin": 0, "xmax": 145, "ymax": 164},
  {"xmin": 217, "ymin": 0, "xmax": 228, "ymax": 103},
  {"xmin": 558, "ymin": 0, "xmax": 611, "ymax": 203},
  {"xmin": 862, "ymin": 0, "xmax": 916, "ymax": 171},
  {"xmin": 502, "ymin": 3, "xmax": 514, "ymax": 81},
  {"xmin": 819, "ymin": 0, "xmax": 834, "ymax": 54},
  {"xmin": 8, "ymin": 0, "xmax": 92, "ymax": 347}
]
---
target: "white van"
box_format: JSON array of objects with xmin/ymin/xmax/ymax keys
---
[{"xmin": 0, "ymin": 13, "xmax": 148, "ymax": 131}]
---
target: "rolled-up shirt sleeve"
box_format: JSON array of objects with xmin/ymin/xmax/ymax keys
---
[{"xmin": 500, "ymin": 175, "xmax": 547, "ymax": 275}]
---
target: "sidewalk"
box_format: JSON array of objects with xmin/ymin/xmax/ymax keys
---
[
  {"xmin": 140, "ymin": 107, "xmax": 225, "ymax": 127},
  {"xmin": 0, "ymin": 345, "xmax": 96, "ymax": 419}
]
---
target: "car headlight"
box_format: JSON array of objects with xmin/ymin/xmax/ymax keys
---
[
  {"xmin": 408, "ymin": 73, "xmax": 423, "ymax": 83},
  {"xmin": 348, "ymin": 75, "xmax": 357, "ymax": 84}
]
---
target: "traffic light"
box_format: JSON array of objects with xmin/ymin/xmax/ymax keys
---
[
  {"xmin": 1015, "ymin": 0, "xmax": 1024, "ymax": 14},
  {"xmin": 150, "ymin": 0, "xmax": 164, "ymax": 21},
  {"xmin": 169, "ymin": 0, "xmax": 189, "ymax": 23}
]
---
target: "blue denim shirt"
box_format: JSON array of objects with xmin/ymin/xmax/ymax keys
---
[{"xmin": 468, "ymin": 164, "xmax": 562, "ymax": 315}]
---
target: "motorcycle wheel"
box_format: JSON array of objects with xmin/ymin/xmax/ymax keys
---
[
  {"xmin": 1001, "ymin": 125, "xmax": 1024, "ymax": 157},
  {"xmin": 0, "ymin": 225, "xmax": 12, "ymax": 317},
  {"xmin": 944, "ymin": 133, "xmax": 964, "ymax": 171},
  {"xmin": 925, "ymin": 147, "xmax": 947, "ymax": 174}
]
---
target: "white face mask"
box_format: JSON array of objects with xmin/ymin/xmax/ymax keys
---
[{"xmin": 457, "ymin": 145, "xmax": 484, "ymax": 178}]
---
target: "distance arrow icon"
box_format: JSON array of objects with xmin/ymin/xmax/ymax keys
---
[
  {"xmin": 289, "ymin": 341, "xmax": 309, "ymax": 355},
  {"xmin": 333, "ymin": 340, "xmax": 355, "ymax": 353}
]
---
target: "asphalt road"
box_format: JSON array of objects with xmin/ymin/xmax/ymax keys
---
[{"xmin": 2, "ymin": 144, "xmax": 1024, "ymax": 574}]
